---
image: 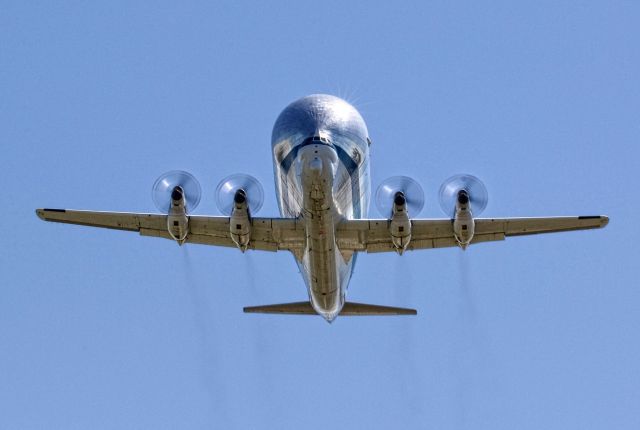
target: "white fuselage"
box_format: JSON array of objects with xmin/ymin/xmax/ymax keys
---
[{"xmin": 271, "ymin": 95, "xmax": 371, "ymax": 321}]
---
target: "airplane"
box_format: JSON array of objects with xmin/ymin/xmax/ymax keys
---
[{"xmin": 36, "ymin": 94, "xmax": 609, "ymax": 322}]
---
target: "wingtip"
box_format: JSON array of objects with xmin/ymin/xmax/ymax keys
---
[
  {"xmin": 578, "ymin": 215, "xmax": 609, "ymax": 228},
  {"xmin": 36, "ymin": 208, "xmax": 67, "ymax": 221}
]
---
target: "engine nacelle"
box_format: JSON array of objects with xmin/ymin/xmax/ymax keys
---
[
  {"xmin": 167, "ymin": 186, "xmax": 190, "ymax": 244},
  {"xmin": 390, "ymin": 192, "xmax": 412, "ymax": 254},
  {"xmin": 453, "ymin": 190, "xmax": 475, "ymax": 249},
  {"xmin": 229, "ymin": 189, "xmax": 252, "ymax": 252}
]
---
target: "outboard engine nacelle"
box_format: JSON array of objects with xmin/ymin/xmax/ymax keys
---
[
  {"xmin": 167, "ymin": 186, "xmax": 190, "ymax": 243},
  {"xmin": 151, "ymin": 170, "xmax": 202, "ymax": 245},
  {"xmin": 452, "ymin": 189, "xmax": 475, "ymax": 249},
  {"xmin": 439, "ymin": 174, "xmax": 488, "ymax": 250}
]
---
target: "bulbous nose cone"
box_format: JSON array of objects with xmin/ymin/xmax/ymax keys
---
[{"xmin": 271, "ymin": 94, "xmax": 368, "ymax": 147}]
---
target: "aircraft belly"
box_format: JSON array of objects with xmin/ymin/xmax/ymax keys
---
[{"xmin": 274, "ymin": 145, "xmax": 367, "ymax": 299}]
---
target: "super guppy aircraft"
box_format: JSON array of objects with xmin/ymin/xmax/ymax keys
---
[{"xmin": 36, "ymin": 94, "xmax": 609, "ymax": 322}]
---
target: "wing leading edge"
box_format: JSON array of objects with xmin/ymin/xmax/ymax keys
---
[
  {"xmin": 336, "ymin": 216, "xmax": 609, "ymax": 253},
  {"xmin": 35, "ymin": 209, "xmax": 305, "ymax": 252},
  {"xmin": 37, "ymin": 209, "xmax": 608, "ymax": 253}
]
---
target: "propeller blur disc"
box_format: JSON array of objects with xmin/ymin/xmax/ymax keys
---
[
  {"xmin": 438, "ymin": 174, "xmax": 488, "ymax": 216},
  {"xmin": 375, "ymin": 176, "xmax": 425, "ymax": 217},
  {"xmin": 152, "ymin": 170, "xmax": 201, "ymax": 213},
  {"xmin": 215, "ymin": 173, "xmax": 264, "ymax": 215}
]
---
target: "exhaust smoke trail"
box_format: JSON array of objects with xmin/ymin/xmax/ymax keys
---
[
  {"xmin": 458, "ymin": 251, "xmax": 476, "ymax": 320},
  {"xmin": 452, "ymin": 251, "xmax": 484, "ymax": 430},
  {"xmin": 392, "ymin": 255, "xmax": 417, "ymax": 407},
  {"xmin": 243, "ymin": 252, "xmax": 276, "ymax": 404},
  {"xmin": 245, "ymin": 252, "xmax": 257, "ymax": 293},
  {"xmin": 181, "ymin": 247, "xmax": 230, "ymax": 424}
]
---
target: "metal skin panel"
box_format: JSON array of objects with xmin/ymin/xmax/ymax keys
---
[{"xmin": 271, "ymin": 94, "xmax": 371, "ymax": 321}]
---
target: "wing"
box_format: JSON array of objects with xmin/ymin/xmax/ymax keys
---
[
  {"xmin": 35, "ymin": 209, "xmax": 305, "ymax": 252},
  {"xmin": 336, "ymin": 216, "xmax": 609, "ymax": 252}
]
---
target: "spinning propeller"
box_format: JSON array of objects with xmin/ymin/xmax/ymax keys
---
[
  {"xmin": 215, "ymin": 173, "xmax": 264, "ymax": 215},
  {"xmin": 152, "ymin": 170, "xmax": 202, "ymax": 213},
  {"xmin": 375, "ymin": 176, "xmax": 425, "ymax": 217},
  {"xmin": 438, "ymin": 174, "xmax": 488, "ymax": 216}
]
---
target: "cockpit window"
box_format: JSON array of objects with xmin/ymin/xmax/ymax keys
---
[{"xmin": 312, "ymin": 135, "xmax": 330, "ymax": 144}]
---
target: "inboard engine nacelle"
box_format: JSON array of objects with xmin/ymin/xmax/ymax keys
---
[
  {"xmin": 374, "ymin": 176, "xmax": 425, "ymax": 254},
  {"xmin": 229, "ymin": 189, "xmax": 252, "ymax": 252},
  {"xmin": 390, "ymin": 192, "xmax": 411, "ymax": 254},
  {"xmin": 215, "ymin": 173, "xmax": 264, "ymax": 252}
]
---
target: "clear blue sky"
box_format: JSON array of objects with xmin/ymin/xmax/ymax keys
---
[{"xmin": 2, "ymin": 1, "xmax": 638, "ymax": 429}]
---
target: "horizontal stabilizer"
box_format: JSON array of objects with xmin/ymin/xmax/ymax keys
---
[
  {"xmin": 243, "ymin": 301, "xmax": 417, "ymax": 316},
  {"xmin": 341, "ymin": 302, "xmax": 417, "ymax": 315}
]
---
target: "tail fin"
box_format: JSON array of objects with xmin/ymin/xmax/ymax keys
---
[{"xmin": 243, "ymin": 301, "xmax": 417, "ymax": 316}]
